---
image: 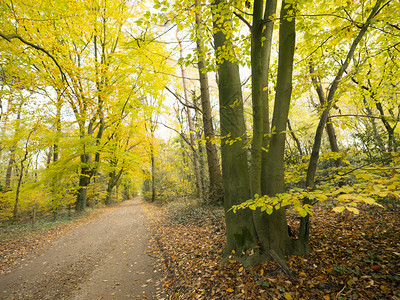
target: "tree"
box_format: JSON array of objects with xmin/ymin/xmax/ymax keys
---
[
  {"xmin": 0, "ymin": 0, "xmax": 171, "ymax": 216},
  {"xmin": 297, "ymin": 0, "xmax": 386, "ymax": 244},
  {"xmin": 194, "ymin": 0, "xmax": 223, "ymax": 203}
]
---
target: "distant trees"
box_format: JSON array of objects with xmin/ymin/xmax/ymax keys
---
[{"xmin": 0, "ymin": 0, "xmax": 170, "ymax": 222}]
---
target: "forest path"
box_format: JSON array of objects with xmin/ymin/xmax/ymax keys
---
[{"xmin": 0, "ymin": 198, "xmax": 159, "ymax": 299}]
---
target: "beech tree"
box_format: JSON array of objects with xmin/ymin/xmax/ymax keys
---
[
  {"xmin": 214, "ymin": 0, "xmax": 391, "ymax": 267},
  {"xmin": 0, "ymin": 0, "xmax": 171, "ymax": 219}
]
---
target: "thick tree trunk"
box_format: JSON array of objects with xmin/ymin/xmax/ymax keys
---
[
  {"xmin": 213, "ymin": 0, "xmax": 258, "ymax": 262},
  {"xmin": 195, "ymin": 1, "xmax": 223, "ymax": 203},
  {"xmin": 251, "ymin": 0, "xmax": 269, "ymax": 197},
  {"xmin": 251, "ymin": 0, "xmax": 303, "ymax": 263},
  {"xmin": 259, "ymin": 0, "xmax": 309, "ymax": 257}
]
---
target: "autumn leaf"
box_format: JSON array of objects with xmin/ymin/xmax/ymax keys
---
[
  {"xmin": 284, "ymin": 292, "xmax": 293, "ymax": 300},
  {"xmin": 333, "ymin": 206, "xmax": 345, "ymax": 213}
]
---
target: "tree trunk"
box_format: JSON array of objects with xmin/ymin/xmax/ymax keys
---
[
  {"xmin": 105, "ymin": 168, "xmax": 124, "ymax": 205},
  {"xmin": 213, "ymin": 0, "xmax": 259, "ymax": 262},
  {"xmin": 4, "ymin": 151, "xmax": 15, "ymax": 191},
  {"xmin": 362, "ymin": 96, "xmax": 385, "ymax": 152},
  {"xmin": 53, "ymin": 94, "xmax": 62, "ymax": 162},
  {"xmin": 251, "ymin": 0, "xmax": 271, "ymax": 197},
  {"xmin": 258, "ymin": 0, "xmax": 309, "ymax": 257},
  {"xmin": 287, "ymin": 119, "xmax": 304, "ymax": 156},
  {"xmin": 195, "ymin": 1, "xmax": 223, "ymax": 203},
  {"xmin": 105, "ymin": 172, "xmax": 115, "ymax": 205},
  {"xmin": 5, "ymin": 104, "xmax": 22, "ymax": 191},
  {"xmin": 375, "ymin": 99, "xmax": 397, "ymax": 152},
  {"xmin": 177, "ymin": 31, "xmax": 204, "ymax": 201},
  {"xmin": 76, "ymin": 155, "xmax": 92, "ymax": 211},
  {"xmin": 309, "ymin": 62, "xmax": 341, "ymax": 166},
  {"xmin": 12, "ymin": 130, "xmax": 33, "ymax": 223},
  {"xmin": 150, "ymin": 129, "xmax": 156, "ymax": 202}
]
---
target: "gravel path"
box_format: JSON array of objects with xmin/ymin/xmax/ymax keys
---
[{"xmin": 0, "ymin": 198, "xmax": 159, "ymax": 299}]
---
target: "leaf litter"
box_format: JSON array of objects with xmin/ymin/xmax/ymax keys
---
[{"xmin": 144, "ymin": 200, "xmax": 400, "ymax": 299}]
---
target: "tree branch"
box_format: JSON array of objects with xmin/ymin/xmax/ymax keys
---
[
  {"xmin": 233, "ymin": 12, "xmax": 252, "ymax": 30},
  {"xmin": 0, "ymin": 32, "xmax": 68, "ymax": 83},
  {"xmin": 165, "ymin": 86, "xmax": 202, "ymax": 112}
]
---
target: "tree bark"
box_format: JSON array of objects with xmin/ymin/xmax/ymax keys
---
[
  {"xmin": 213, "ymin": 0, "xmax": 259, "ymax": 262},
  {"xmin": 177, "ymin": 30, "xmax": 204, "ymax": 201},
  {"xmin": 150, "ymin": 128, "xmax": 156, "ymax": 202},
  {"xmin": 76, "ymin": 153, "xmax": 92, "ymax": 211},
  {"xmin": 260, "ymin": 0, "xmax": 278, "ymax": 195},
  {"xmin": 195, "ymin": 1, "xmax": 223, "ymax": 203},
  {"xmin": 105, "ymin": 168, "xmax": 123, "ymax": 205},
  {"xmin": 12, "ymin": 130, "xmax": 34, "ymax": 223},
  {"xmin": 260, "ymin": 0, "xmax": 309, "ymax": 257},
  {"xmin": 287, "ymin": 119, "xmax": 304, "ymax": 156},
  {"xmin": 309, "ymin": 62, "xmax": 341, "ymax": 166},
  {"xmin": 5, "ymin": 103, "xmax": 23, "ymax": 191}
]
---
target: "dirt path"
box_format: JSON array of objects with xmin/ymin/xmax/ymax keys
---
[{"xmin": 0, "ymin": 198, "xmax": 159, "ymax": 299}]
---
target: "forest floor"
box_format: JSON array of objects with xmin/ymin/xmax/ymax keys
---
[
  {"xmin": 1, "ymin": 198, "xmax": 399, "ymax": 300},
  {"xmin": 144, "ymin": 198, "xmax": 400, "ymax": 300},
  {"xmin": 0, "ymin": 198, "xmax": 161, "ymax": 299}
]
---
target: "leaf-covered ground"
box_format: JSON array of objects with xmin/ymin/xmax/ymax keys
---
[{"xmin": 144, "ymin": 200, "xmax": 400, "ymax": 299}]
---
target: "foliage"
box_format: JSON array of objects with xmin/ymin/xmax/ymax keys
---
[
  {"xmin": 233, "ymin": 151, "xmax": 399, "ymax": 217},
  {"xmin": 142, "ymin": 140, "xmax": 196, "ymax": 202}
]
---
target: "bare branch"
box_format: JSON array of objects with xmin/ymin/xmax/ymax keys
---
[{"xmin": 165, "ymin": 86, "xmax": 202, "ymax": 112}]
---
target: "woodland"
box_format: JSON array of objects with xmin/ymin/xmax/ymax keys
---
[{"xmin": 0, "ymin": 0, "xmax": 399, "ymax": 298}]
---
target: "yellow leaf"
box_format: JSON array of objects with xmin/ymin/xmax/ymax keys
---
[
  {"xmin": 226, "ymin": 288, "xmax": 234, "ymax": 293},
  {"xmin": 359, "ymin": 173, "xmax": 373, "ymax": 180},
  {"xmin": 323, "ymin": 295, "xmax": 330, "ymax": 300},
  {"xmin": 260, "ymin": 268, "xmax": 264, "ymax": 275},
  {"xmin": 263, "ymin": 86, "xmax": 268, "ymax": 91},
  {"xmin": 238, "ymin": 266, "xmax": 244, "ymax": 273},
  {"xmin": 299, "ymin": 272, "xmax": 306, "ymax": 276},
  {"xmin": 284, "ymin": 292, "xmax": 293, "ymax": 300},
  {"xmin": 346, "ymin": 206, "xmax": 359, "ymax": 215},
  {"xmin": 333, "ymin": 206, "xmax": 345, "ymax": 213}
]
